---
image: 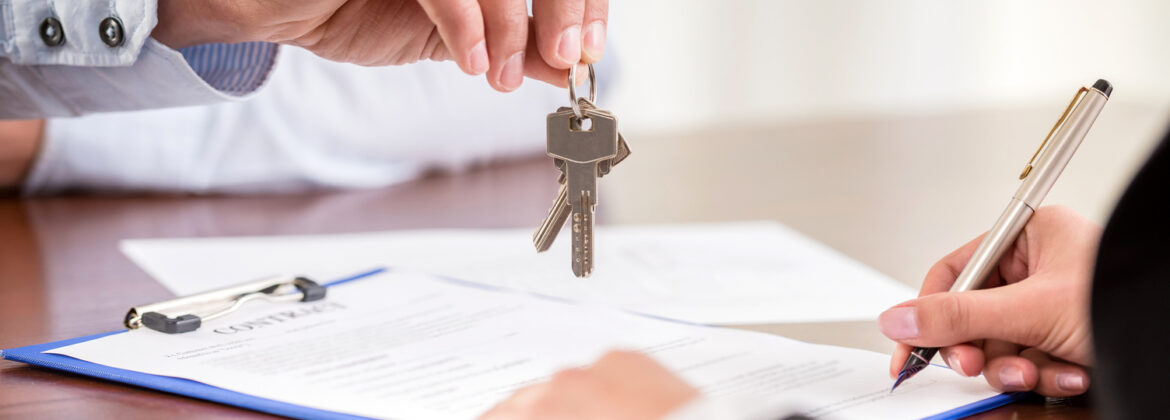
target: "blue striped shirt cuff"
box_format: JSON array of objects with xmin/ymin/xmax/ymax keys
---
[{"xmin": 179, "ymin": 42, "xmax": 279, "ymax": 96}]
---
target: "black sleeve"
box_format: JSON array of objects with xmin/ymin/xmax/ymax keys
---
[{"xmin": 1091, "ymin": 132, "xmax": 1170, "ymax": 419}]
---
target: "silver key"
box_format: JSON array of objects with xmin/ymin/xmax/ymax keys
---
[
  {"xmin": 533, "ymin": 102, "xmax": 629, "ymax": 253},
  {"xmin": 532, "ymin": 133, "xmax": 630, "ymax": 253},
  {"xmin": 546, "ymin": 107, "xmax": 618, "ymax": 277}
]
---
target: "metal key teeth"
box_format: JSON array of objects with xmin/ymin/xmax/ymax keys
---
[{"xmin": 571, "ymin": 201, "xmax": 593, "ymax": 277}]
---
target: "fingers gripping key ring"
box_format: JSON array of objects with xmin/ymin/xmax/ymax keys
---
[{"xmin": 568, "ymin": 64, "xmax": 597, "ymax": 120}]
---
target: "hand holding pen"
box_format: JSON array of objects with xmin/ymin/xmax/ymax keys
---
[
  {"xmin": 881, "ymin": 207, "xmax": 1100, "ymax": 396},
  {"xmin": 880, "ymin": 80, "xmax": 1111, "ymax": 397}
]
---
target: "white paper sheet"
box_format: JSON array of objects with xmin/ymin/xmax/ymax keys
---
[
  {"xmin": 120, "ymin": 222, "xmax": 914, "ymax": 324},
  {"xmin": 52, "ymin": 271, "xmax": 997, "ymax": 420}
]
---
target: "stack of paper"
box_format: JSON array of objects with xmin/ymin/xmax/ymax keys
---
[
  {"xmin": 41, "ymin": 270, "xmax": 1005, "ymax": 419},
  {"xmin": 121, "ymin": 222, "xmax": 915, "ymax": 325}
]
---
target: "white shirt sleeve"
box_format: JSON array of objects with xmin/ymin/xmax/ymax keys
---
[{"xmin": 0, "ymin": 0, "xmax": 277, "ymax": 118}]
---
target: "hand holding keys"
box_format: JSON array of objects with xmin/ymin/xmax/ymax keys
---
[{"xmin": 533, "ymin": 64, "xmax": 631, "ymax": 277}]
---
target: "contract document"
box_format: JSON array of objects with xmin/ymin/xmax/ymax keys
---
[
  {"xmin": 50, "ymin": 270, "xmax": 1002, "ymax": 419},
  {"xmin": 121, "ymin": 222, "xmax": 914, "ymax": 324}
]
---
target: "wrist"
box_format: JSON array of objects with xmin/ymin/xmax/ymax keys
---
[
  {"xmin": 153, "ymin": 0, "xmax": 251, "ymax": 49},
  {"xmin": 0, "ymin": 120, "xmax": 45, "ymax": 193}
]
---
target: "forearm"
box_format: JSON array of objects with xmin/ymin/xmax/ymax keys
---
[{"xmin": 0, "ymin": 120, "xmax": 45, "ymax": 193}]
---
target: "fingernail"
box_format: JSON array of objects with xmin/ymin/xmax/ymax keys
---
[
  {"xmin": 946, "ymin": 353, "xmax": 967, "ymax": 376},
  {"xmin": 582, "ymin": 21, "xmax": 606, "ymax": 59},
  {"xmin": 468, "ymin": 41, "xmax": 489, "ymax": 75},
  {"xmin": 999, "ymin": 366, "xmax": 1026, "ymax": 390},
  {"xmin": 1057, "ymin": 373, "xmax": 1087, "ymax": 393},
  {"xmin": 557, "ymin": 25, "xmax": 582, "ymax": 65},
  {"xmin": 499, "ymin": 52, "xmax": 524, "ymax": 91},
  {"xmin": 878, "ymin": 307, "xmax": 919, "ymax": 340}
]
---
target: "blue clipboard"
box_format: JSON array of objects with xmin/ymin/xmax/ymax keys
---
[
  {"xmin": 2, "ymin": 267, "xmax": 388, "ymax": 420},
  {"xmin": 2, "ymin": 266, "xmax": 1026, "ymax": 419}
]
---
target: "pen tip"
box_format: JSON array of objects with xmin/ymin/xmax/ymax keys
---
[
  {"xmin": 891, "ymin": 362, "xmax": 927, "ymax": 392},
  {"xmin": 891, "ymin": 372, "xmax": 909, "ymax": 392}
]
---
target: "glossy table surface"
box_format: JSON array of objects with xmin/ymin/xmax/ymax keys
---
[{"xmin": 7, "ymin": 100, "xmax": 1157, "ymax": 418}]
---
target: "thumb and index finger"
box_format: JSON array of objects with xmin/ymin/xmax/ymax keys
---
[
  {"xmin": 882, "ymin": 283, "xmax": 1051, "ymax": 351},
  {"xmin": 882, "ymin": 233, "xmax": 1051, "ymax": 377}
]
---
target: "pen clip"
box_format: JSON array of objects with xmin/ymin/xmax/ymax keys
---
[{"xmin": 1020, "ymin": 87, "xmax": 1089, "ymax": 180}]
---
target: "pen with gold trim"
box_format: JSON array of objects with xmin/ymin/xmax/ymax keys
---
[{"xmin": 891, "ymin": 79, "xmax": 1112, "ymax": 391}]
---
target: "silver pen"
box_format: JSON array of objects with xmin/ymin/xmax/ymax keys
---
[{"xmin": 892, "ymin": 79, "xmax": 1112, "ymax": 391}]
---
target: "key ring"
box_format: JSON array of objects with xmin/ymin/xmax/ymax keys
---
[{"xmin": 568, "ymin": 64, "xmax": 597, "ymax": 120}]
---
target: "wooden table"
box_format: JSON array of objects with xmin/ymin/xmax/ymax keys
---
[{"xmin": 0, "ymin": 154, "xmax": 1097, "ymax": 418}]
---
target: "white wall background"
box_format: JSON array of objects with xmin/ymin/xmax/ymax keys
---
[{"xmin": 605, "ymin": 0, "xmax": 1170, "ymax": 134}]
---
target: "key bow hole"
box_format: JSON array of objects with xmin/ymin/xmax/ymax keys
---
[{"xmin": 571, "ymin": 116, "xmax": 594, "ymax": 132}]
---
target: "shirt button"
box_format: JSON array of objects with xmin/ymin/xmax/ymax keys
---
[
  {"xmin": 40, "ymin": 17, "xmax": 65, "ymax": 47},
  {"xmin": 99, "ymin": 17, "xmax": 124, "ymax": 47}
]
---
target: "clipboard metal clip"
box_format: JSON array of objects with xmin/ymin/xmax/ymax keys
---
[{"xmin": 124, "ymin": 275, "xmax": 326, "ymax": 334}]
